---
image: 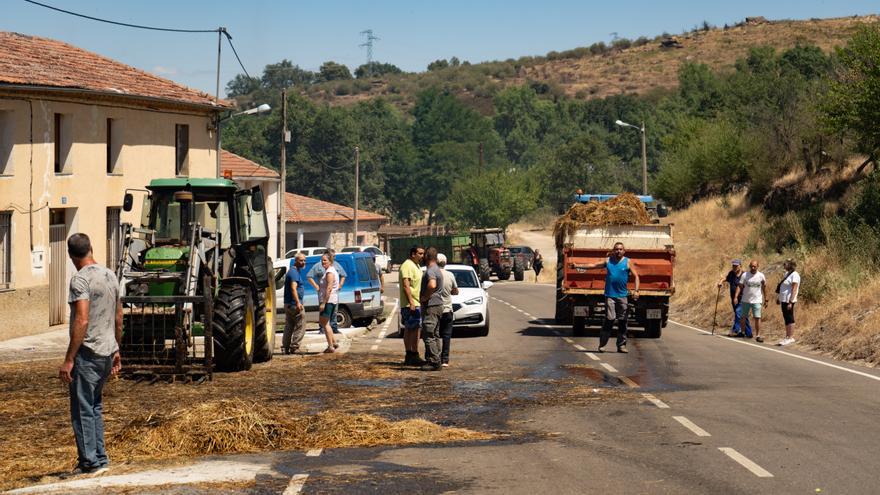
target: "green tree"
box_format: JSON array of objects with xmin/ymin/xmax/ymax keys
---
[
  {"xmin": 822, "ymin": 25, "xmax": 880, "ymax": 163},
  {"xmin": 318, "ymin": 61, "xmax": 353, "ymax": 82},
  {"xmin": 261, "ymin": 59, "xmax": 315, "ymax": 89},
  {"xmin": 441, "ymin": 167, "xmax": 538, "ymax": 229},
  {"xmin": 354, "ymin": 62, "xmax": 403, "ymax": 79},
  {"xmin": 427, "ymin": 59, "xmax": 449, "ymax": 71},
  {"xmin": 539, "ymin": 131, "xmax": 623, "ymax": 207},
  {"xmin": 225, "ymin": 74, "xmax": 261, "ymax": 98}
]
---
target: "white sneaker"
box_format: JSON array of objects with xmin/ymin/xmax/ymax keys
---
[{"xmin": 778, "ymin": 337, "xmax": 795, "ymax": 346}]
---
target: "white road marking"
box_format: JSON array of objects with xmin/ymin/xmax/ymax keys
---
[
  {"xmin": 573, "ymin": 344, "xmax": 587, "ymax": 351},
  {"xmin": 618, "ymin": 376, "xmax": 640, "ymax": 388},
  {"xmin": 305, "ymin": 448, "xmax": 323, "ymax": 456},
  {"xmin": 562, "ymin": 337, "xmax": 575, "ymax": 344},
  {"xmin": 378, "ymin": 332, "xmax": 386, "ymax": 338},
  {"xmin": 370, "ymin": 344, "xmax": 378, "ymax": 350},
  {"xmin": 584, "ymin": 352, "xmax": 600, "ymax": 361},
  {"xmin": 283, "ymin": 474, "xmax": 310, "ymax": 494},
  {"xmin": 673, "ymin": 416, "xmax": 711, "ymax": 437},
  {"xmin": 641, "ymin": 393, "xmax": 669, "ymax": 409},
  {"xmin": 374, "ymin": 339, "xmax": 382, "ymax": 344},
  {"xmin": 672, "ymin": 319, "xmax": 880, "ymax": 383},
  {"xmin": 600, "ymin": 362, "xmax": 618, "ymax": 373},
  {"xmin": 718, "ymin": 447, "xmax": 774, "ymax": 478}
]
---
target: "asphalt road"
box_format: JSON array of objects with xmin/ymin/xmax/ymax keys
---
[
  {"xmin": 17, "ymin": 280, "xmax": 880, "ymax": 494},
  {"xmin": 280, "ymin": 280, "xmax": 880, "ymax": 495}
]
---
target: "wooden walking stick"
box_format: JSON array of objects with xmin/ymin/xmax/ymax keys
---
[{"xmin": 711, "ymin": 285, "xmax": 722, "ymax": 335}]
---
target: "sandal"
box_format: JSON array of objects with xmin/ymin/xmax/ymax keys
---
[
  {"xmin": 323, "ymin": 347, "xmax": 336, "ymax": 353},
  {"xmin": 333, "ymin": 343, "xmax": 339, "ymax": 349},
  {"xmin": 755, "ymin": 336, "xmax": 764, "ymax": 343}
]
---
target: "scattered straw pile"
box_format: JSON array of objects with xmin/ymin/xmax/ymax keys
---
[
  {"xmin": 553, "ymin": 193, "xmax": 651, "ymax": 248},
  {"xmin": 110, "ymin": 399, "xmax": 490, "ymax": 460}
]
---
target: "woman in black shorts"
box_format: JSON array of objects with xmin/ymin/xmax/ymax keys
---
[
  {"xmin": 776, "ymin": 259, "xmax": 800, "ymax": 346},
  {"xmin": 533, "ymin": 249, "xmax": 543, "ymax": 283}
]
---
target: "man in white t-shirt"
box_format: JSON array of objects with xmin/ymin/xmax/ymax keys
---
[{"xmin": 734, "ymin": 260, "xmax": 768, "ymax": 342}]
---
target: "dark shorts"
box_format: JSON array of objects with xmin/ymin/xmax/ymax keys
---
[
  {"xmin": 781, "ymin": 302, "xmax": 796, "ymax": 325},
  {"xmin": 401, "ymin": 307, "xmax": 421, "ymax": 330},
  {"xmin": 320, "ymin": 303, "xmax": 337, "ymax": 319}
]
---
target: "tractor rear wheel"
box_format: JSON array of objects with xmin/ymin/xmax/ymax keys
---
[
  {"xmin": 499, "ymin": 268, "xmax": 512, "ymax": 280},
  {"xmin": 479, "ymin": 260, "xmax": 491, "ymax": 281},
  {"xmin": 212, "ymin": 285, "xmax": 256, "ymax": 372},
  {"xmin": 253, "ymin": 280, "xmax": 276, "ymax": 363}
]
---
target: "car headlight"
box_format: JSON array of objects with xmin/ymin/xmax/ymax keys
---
[{"xmin": 463, "ymin": 296, "xmax": 484, "ymax": 306}]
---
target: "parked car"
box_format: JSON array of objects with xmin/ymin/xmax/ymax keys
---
[
  {"xmin": 341, "ymin": 245, "xmax": 391, "ymax": 273},
  {"xmin": 283, "ymin": 246, "xmax": 329, "ymax": 258},
  {"xmin": 507, "ymin": 245, "xmax": 534, "ymax": 271},
  {"xmin": 274, "ymin": 252, "xmax": 384, "ymax": 328},
  {"xmin": 397, "ymin": 264, "xmax": 492, "ymax": 337}
]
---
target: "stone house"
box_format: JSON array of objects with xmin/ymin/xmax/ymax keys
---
[{"xmin": 283, "ymin": 192, "xmax": 387, "ymax": 256}]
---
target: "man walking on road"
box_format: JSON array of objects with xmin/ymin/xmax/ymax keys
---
[
  {"xmin": 569, "ymin": 242, "xmax": 640, "ymax": 353},
  {"xmin": 282, "ymin": 253, "xmax": 307, "ymax": 354},
  {"xmin": 734, "ymin": 260, "xmax": 768, "ymax": 343},
  {"xmin": 419, "ymin": 247, "xmax": 445, "ymax": 371},
  {"xmin": 399, "ymin": 246, "xmax": 425, "ymax": 366},
  {"xmin": 60, "ymin": 233, "xmax": 122, "ymax": 477},
  {"xmin": 717, "ymin": 259, "xmax": 752, "ymax": 338},
  {"xmin": 437, "ymin": 253, "xmax": 459, "ymax": 367}
]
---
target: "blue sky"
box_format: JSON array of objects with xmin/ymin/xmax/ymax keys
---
[{"xmin": 2, "ymin": 1, "xmax": 877, "ymax": 96}]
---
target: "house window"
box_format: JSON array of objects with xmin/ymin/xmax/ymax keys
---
[
  {"xmin": 106, "ymin": 118, "xmax": 121, "ymax": 174},
  {"xmin": 0, "ymin": 110, "xmax": 12, "ymax": 175},
  {"xmin": 106, "ymin": 207, "xmax": 121, "ymax": 271},
  {"xmin": 0, "ymin": 212, "xmax": 11, "ymax": 289},
  {"xmin": 54, "ymin": 113, "xmax": 71, "ymax": 174},
  {"xmin": 175, "ymin": 124, "xmax": 189, "ymax": 175}
]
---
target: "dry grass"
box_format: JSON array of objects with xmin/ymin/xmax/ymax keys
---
[
  {"xmin": 667, "ymin": 192, "xmax": 880, "ymax": 365},
  {"xmin": 552, "ymin": 193, "xmax": 651, "ymax": 249}
]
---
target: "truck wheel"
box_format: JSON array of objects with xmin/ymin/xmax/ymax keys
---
[
  {"xmin": 573, "ymin": 316, "xmax": 586, "ymax": 337},
  {"xmin": 335, "ymin": 306, "xmax": 353, "ymax": 329},
  {"xmin": 253, "ymin": 283, "xmax": 276, "ymax": 363},
  {"xmin": 514, "ymin": 266, "xmax": 525, "ymax": 281},
  {"xmin": 645, "ymin": 320, "xmax": 662, "ymax": 338},
  {"xmin": 555, "ymin": 296, "xmax": 572, "ymax": 325},
  {"xmin": 212, "ymin": 285, "xmax": 256, "ymax": 372}
]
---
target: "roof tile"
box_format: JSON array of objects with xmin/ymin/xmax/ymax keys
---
[
  {"xmin": 284, "ymin": 192, "xmax": 387, "ymax": 224},
  {"xmin": 221, "ymin": 150, "xmax": 279, "ymax": 179},
  {"xmin": 0, "ymin": 31, "xmax": 229, "ymax": 108}
]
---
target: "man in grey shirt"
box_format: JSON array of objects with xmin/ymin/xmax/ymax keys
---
[
  {"xmin": 437, "ymin": 254, "xmax": 459, "ymax": 367},
  {"xmin": 59, "ymin": 233, "xmax": 122, "ymax": 476},
  {"xmin": 419, "ymin": 247, "xmax": 445, "ymax": 371}
]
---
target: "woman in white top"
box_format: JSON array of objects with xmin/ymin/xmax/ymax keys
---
[
  {"xmin": 318, "ymin": 253, "xmax": 340, "ymax": 353},
  {"xmin": 777, "ymin": 258, "xmax": 800, "ymax": 346}
]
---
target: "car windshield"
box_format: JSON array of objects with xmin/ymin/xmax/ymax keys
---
[{"xmin": 448, "ymin": 269, "xmax": 479, "ymax": 288}]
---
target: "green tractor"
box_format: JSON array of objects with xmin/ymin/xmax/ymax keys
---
[{"xmin": 117, "ymin": 178, "xmax": 277, "ymax": 378}]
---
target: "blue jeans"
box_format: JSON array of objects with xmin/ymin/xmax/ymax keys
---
[
  {"xmin": 69, "ymin": 348, "xmax": 113, "ymax": 470},
  {"xmin": 731, "ymin": 301, "xmax": 753, "ymax": 337}
]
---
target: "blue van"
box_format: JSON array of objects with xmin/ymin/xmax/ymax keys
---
[{"xmin": 274, "ymin": 252, "xmax": 383, "ymax": 328}]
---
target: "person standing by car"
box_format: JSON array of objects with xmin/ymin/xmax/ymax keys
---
[
  {"xmin": 419, "ymin": 247, "xmax": 445, "ymax": 371},
  {"xmin": 60, "ymin": 233, "xmax": 122, "ymax": 477},
  {"xmin": 282, "ymin": 253, "xmax": 307, "ymax": 354},
  {"xmin": 734, "ymin": 260, "xmax": 768, "ymax": 343},
  {"xmin": 437, "ymin": 253, "xmax": 459, "ymax": 367},
  {"xmin": 776, "ymin": 259, "xmax": 800, "ymax": 346},
  {"xmin": 533, "ymin": 249, "xmax": 544, "ymax": 283},
  {"xmin": 717, "ymin": 259, "xmax": 752, "ymax": 338},
  {"xmin": 399, "ymin": 246, "xmax": 425, "ymax": 366},
  {"xmin": 317, "ymin": 253, "xmax": 339, "ymax": 353},
  {"xmin": 569, "ymin": 242, "xmax": 640, "ymax": 353},
  {"xmin": 308, "ymin": 249, "xmax": 346, "ymax": 334}
]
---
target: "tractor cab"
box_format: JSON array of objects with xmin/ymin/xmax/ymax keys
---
[{"xmin": 467, "ymin": 228, "xmax": 517, "ymax": 281}]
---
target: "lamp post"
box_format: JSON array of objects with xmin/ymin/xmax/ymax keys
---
[
  {"xmin": 614, "ymin": 119, "xmax": 648, "ymax": 195},
  {"xmin": 215, "ymin": 103, "xmax": 271, "ymax": 177}
]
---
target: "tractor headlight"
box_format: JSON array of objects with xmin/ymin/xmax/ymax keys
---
[{"xmin": 463, "ymin": 296, "xmax": 484, "ymax": 306}]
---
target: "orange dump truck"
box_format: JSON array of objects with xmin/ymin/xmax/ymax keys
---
[{"xmin": 555, "ymin": 224, "xmax": 675, "ymax": 338}]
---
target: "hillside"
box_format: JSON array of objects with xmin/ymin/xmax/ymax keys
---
[{"xmin": 303, "ymin": 15, "xmax": 879, "ymax": 110}]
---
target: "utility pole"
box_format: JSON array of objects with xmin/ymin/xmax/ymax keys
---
[
  {"xmin": 353, "ymin": 146, "xmax": 360, "ymax": 245},
  {"xmin": 280, "ymin": 89, "xmax": 288, "ymax": 256},
  {"xmin": 359, "ymin": 30, "xmax": 380, "ymax": 77},
  {"xmin": 215, "ymin": 27, "xmax": 225, "ymax": 177},
  {"xmin": 640, "ymin": 121, "xmax": 648, "ymax": 196}
]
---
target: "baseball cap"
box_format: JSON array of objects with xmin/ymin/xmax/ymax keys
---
[
  {"xmin": 731, "ymin": 259, "xmax": 742, "ymax": 266},
  {"xmin": 437, "ymin": 253, "xmax": 447, "ymax": 264}
]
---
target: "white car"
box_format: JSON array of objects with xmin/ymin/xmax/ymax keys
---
[
  {"xmin": 397, "ymin": 264, "xmax": 492, "ymax": 336},
  {"xmin": 341, "ymin": 245, "xmax": 391, "ymax": 273},
  {"xmin": 284, "ymin": 246, "xmax": 329, "ymax": 258}
]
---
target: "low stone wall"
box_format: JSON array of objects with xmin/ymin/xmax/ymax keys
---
[{"xmin": 0, "ymin": 284, "xmax": 50, "ymax": 340}]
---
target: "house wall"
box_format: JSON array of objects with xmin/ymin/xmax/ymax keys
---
[
  {"xmin": 284, "ymin": 221, "xmax": 384, "ymax": 254},
  {"xmin": 0, "ymin": 93, "xmax": 218, "ymax": 340}
]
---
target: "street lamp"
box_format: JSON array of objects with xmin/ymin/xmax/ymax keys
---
[
  {"xmin": 215, "ymin": 103, "xmax": 272, "ymax": 177},
  {"xmin": 615, "ymin": 119, "xmax": 648, "ymax": 195}
]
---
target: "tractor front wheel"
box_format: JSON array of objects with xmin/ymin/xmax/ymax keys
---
[
  {"xmin": 514, "ymin": 265, "xmax": 525, "ymax": 281},
  {"xmin": 212, "ymin": 285, "xmax": 256, "ymax": 372},
  {"xmin": 253, "ymin": 281, "xmax": 276, "ymax": 363}
]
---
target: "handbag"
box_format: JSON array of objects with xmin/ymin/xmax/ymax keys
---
[{"xmin": 775, "ymin": 271, "xmax": 794, "ymax": 294}]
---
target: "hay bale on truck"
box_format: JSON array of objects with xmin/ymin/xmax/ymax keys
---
[{"xmin": 553, "ymin": 193, "xmax": 674, "ymax": 338}]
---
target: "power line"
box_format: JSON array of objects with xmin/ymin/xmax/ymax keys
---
[
  {"xmin": 23, "ymin": 0, "xmax": 218, "ymax": 33},
  {"xmin": 223, "ymin": 31, "xmax": 251, "ymax": 79}
]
